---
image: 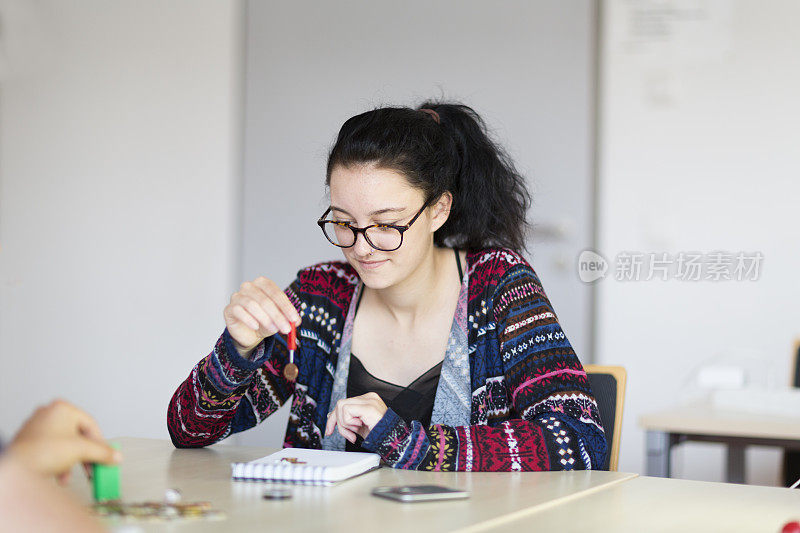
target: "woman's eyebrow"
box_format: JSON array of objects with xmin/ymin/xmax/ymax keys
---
[{"xmin": 330, "ymin": 206, "xmax": 406, "ymax": 216}]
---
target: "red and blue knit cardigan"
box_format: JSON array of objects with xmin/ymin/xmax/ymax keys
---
[{"xmin": 167, "ymin": 248, "xmax": 607, "ymax": 471}]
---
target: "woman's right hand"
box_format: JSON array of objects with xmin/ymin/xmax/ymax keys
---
[{"xmin": 223, "ymin": 277, "xmax": 301, "ymax": 357}]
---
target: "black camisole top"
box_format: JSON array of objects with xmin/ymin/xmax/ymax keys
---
[{"xmin": 345, "ymin": 248, "xmax": 463, "ymax": 452}]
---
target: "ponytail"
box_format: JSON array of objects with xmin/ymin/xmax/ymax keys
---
[{"xmin": 325, "ymin": 101, "xmax": 531, "ymax": 252}]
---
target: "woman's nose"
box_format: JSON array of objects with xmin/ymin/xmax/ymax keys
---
[{"xmin": 352, "ymin": 231, "xmax": 374, "ymax": 256}]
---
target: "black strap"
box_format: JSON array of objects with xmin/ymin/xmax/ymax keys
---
[
  {"xmin": 355, "ymin": 284, "xmax": 365, "ymax": 314},
  {"xmin": 454, "ymin": 247, "xmax": 463, "ymax": 284}
]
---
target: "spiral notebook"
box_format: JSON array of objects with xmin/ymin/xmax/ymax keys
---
[{"xmin": 231, "ymin": 448, "xmax": 381, "ymax": 485}]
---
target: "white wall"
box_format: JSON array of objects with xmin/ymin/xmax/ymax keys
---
[
  {"xmin": 0, "ymin": 1, "xmax": 243, "ymax": 442},
  {"xmin": 598, "ymin": 0, "xmax": 800, "ymax": 484}
]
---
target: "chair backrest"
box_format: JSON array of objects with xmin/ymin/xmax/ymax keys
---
[
  {"xmin": 783, "ymin": 340, "xmax": 800, "ymax": 485},
  {"xmin": 584, "ymin": 364, "xmax": 627, "ymax": 471}
]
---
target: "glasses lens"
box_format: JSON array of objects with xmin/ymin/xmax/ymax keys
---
[
  {"xmin": 322, "ymin": 222, "xmax": 355, "ymax": 247},
  {"xmin": 365, "ymin": 226, "xmax": 402, "ymax": 251}
]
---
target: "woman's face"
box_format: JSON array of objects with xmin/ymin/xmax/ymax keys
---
[{"xmin": 328, "ymin": 163, "xmax": 449, "ymax": 289}]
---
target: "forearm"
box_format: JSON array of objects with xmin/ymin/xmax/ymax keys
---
[
  {"xmin": 0, "ymin": 457, "xmax": 106, "ymax": 533},
  {"xmin": 167, "ymin": 329, "xmax": 281, "ymax": 448},
  {"xmin": 362, "ymin": 409, "xmax": 604, "ymax": 472},
  {"xmin": 363, "ymin": 410, "xmax": 544, "ymax": 471}
]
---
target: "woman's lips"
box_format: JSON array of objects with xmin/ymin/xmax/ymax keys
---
[{"xmin": 357, "ymin": 259, "xmax": 388, "ymax": 270}]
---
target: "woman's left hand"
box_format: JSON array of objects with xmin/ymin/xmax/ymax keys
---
[{"xmin": 324, "ymin": 393, "xmax": 388, "ymax": 443}]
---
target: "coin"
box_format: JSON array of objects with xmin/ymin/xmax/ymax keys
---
[
  {"xmin": 283, "ymin": 363, "xmax": 299, "ymax": 380},
  {"xmin": 262, "ymin": 488, "xmax": 293, "ymax": 500},
  {"xmin": 164, "ymin": 488, "xmax": 182, "ymax": 504}
]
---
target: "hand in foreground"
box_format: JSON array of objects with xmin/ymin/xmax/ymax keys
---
[
  {"xmin": 324, "ymin": 392, "xmax": 388, "ymax": 444},
  {"xmin": 6, "ymin": 399, "xmax": 121, "ymax": 484}
]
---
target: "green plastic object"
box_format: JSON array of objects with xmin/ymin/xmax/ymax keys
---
[{"xmin": 92, "ymin": 442, "xmax": 121, "ymax": 502}]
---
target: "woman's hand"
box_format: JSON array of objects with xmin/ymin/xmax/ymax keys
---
[
  {"xmin": 223, "ymin": 276, "xmax": 301, "ymax": 357},
  {"xmin": 7, "ymin": 399, "xmax": 121, "ymax": 484},
  {"xmin": 324, "ymin": 393, "xmax": 388, "ymax": 443}
]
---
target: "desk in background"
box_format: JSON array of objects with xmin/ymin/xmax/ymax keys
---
[
  {"xmin": 640, "ymin": 404, "xmax": 800, "ymax": 484},
  {"xmin": 492, "ymin": 475, "xmax": 800, "ymax": 533}
]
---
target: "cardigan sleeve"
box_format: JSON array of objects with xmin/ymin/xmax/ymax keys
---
[
  {"xmin": 361, "ymin": 264, "xmax": 608, "ymax": 471},
  {"xmin": 166, "ymin": 309, "xmax": 297, "ymax": 448}
]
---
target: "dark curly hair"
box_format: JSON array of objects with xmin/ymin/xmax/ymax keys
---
[{"xmin": 325, "ymin": 101, "xmax": 531, "ymax": 252}]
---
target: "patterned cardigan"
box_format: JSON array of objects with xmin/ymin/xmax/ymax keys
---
[{"xmin": 167, "ymin": 248, "xmax": 607, "ymax": 471}]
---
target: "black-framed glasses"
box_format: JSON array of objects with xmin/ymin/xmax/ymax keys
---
[{"xmin": 317, "ymin": 200, "xmax": 430, "ymax": 252}]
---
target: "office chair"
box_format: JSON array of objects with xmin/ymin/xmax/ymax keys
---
[
  {"xmin": 783, "ymin": 339, "xmax": 800, "ymax": 486},
  {"xmin": 584, "ymin": 364, "xmax": 627, "ymax": 471}
]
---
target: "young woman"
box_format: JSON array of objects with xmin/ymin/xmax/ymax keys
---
[{"xmin": 168, "ymin": 102, "xmax": 607, "ymax": 471}]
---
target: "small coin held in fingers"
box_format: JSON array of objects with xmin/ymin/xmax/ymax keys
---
[{"xmin": 283, "ymin": 363, "xmax": 299, "ymax": 381}]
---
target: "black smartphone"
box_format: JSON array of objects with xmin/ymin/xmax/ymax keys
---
[{"xmin": 371, "ymin": 485, "xmax": 470, "ymax": 502}]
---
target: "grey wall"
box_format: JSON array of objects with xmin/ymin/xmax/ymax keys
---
[
  {"xmin": 238, "ymin": 0, "xmax": 597, "ymax": 446},
  {"xmin": 0, "ymin": 0, "xmax": 243, "ymax": 441}
]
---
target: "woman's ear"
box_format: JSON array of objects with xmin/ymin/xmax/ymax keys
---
[{"xmin": 430, "ymin": 192, "xmax": 453, "ymax": 233}]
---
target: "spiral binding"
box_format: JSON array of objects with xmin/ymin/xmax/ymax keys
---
[{"xmin": 231, "ymin": 461, "xmax": 331, "ymax": 485}]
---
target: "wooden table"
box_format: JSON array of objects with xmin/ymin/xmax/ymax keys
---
[
  {"xmin": 490, "ymin": 475, "xmax": 800, "ymax": 532},
  {"xmin": 68, "ymin": 437, "xmax": 636, "ymax": 532},
  {"xmin": 639, "ymin": 405, "xmax": 800, "ymax": 484}
]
